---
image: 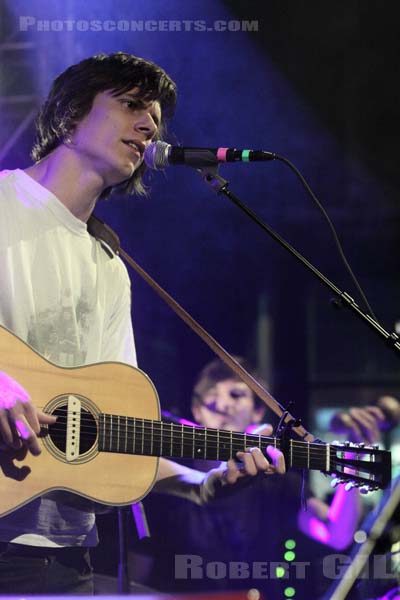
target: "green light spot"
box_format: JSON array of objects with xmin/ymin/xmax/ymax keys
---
[
  {"xmin": 275, "ymin": 566, "xmax": 285, "ymax": 578},
  {"xmin": 284, "ymin": 550, "xmax": 296, "ymax": 562},
  {"xmin": 285, "ymin": 539, "xmax": 296, "ymax": 550},
  {"xmin": 284, "ymin": 587, "xmax": 296, "ymax": 598}
]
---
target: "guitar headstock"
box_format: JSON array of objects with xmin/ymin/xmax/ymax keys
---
[{"xmin": 328, "ymin": 441, "xmax": 392, "ymax": 493}]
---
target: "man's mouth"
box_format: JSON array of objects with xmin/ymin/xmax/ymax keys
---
[{"xmin": 122, "ymin": 140, "xmax": 144, "ymax": 157}]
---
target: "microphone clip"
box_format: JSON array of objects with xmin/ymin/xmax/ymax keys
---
[{"xmin": 196, "ymin": 164, "xmax": 229, "ymax": 195}]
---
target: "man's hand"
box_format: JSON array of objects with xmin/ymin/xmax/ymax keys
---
[
  {"xmin": 223, "ymin": 422, "xmax": 285, "ymax": 484},
  {"xmin": 330, "ymin": 405, "xmax": 386, "ymax": 444},
  {"xmin": 224, "ymin": 445, "xmax": 285, "ymax": 483},
  {"xmin": 0, "ymin": 371, "xmax": 56, "ymax": 456}
]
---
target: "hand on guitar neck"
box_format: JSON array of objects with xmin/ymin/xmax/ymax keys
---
[{"xmin": 0, "ymin": 371, "xmax": 57, "ymax": 456}]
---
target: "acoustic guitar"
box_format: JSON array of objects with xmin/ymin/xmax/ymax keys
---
[{"xmin": 0, "ymin": 324, "xmax": 392, "ymax": 517}]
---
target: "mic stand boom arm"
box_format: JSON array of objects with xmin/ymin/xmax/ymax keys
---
[{"xmin": 197, "ymin": 165, "xmax": 400, "ymax": 358}]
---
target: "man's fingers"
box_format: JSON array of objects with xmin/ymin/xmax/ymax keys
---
[
  {"xmin": 37, "ymin": 411, "xmax": 57, "ymax": 425},
  {"xmin": 15, "ymin": 415, "xmax": 41, "ymax": 456},
  {"xmin": 266, "ymin": 446, "xmax": 286, "ymax": 473},
  {"xmin": 0, "ymin": 408, "xmax": 42, "ymax": 455},
  {"xmin": 225, "ymin": 458, "xmax": 241, "ymax": 484},
  {"xmin": 22, "ymin": 402, "xmax": 41, "ymax": 434},
  {"xmin": 348, "ymin": 408, "xmax": 380, "ymax": 443},
  {"xmin": 236, "ymin": 451, "xmax": 258, "ymax": 476},
  {"xmin": 0, "ymin": 411, "xmax": 19, "ymax": 446}
]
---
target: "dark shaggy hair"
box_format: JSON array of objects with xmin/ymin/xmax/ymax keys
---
[
  {"xmin": 31, "ymin": 52, "xmax": 177, "ymax": 197},
  {"xmin": 191, "ymin": 356, "xmax": 269, "ymax": 411}
]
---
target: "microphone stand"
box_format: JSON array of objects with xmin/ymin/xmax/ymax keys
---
[{"xmin": 196, "ymin": 165, "xmax": 400, "ymax": 358}]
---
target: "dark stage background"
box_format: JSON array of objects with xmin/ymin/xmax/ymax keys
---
[{"xmin": 1, "ymin": 1, "xmax": 399, "ymax": 597}]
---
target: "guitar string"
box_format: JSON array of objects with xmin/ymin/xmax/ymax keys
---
[
  {"xmin": 39, "ymin": 430, "xmax": 376, "ymax": 476},
  {"xmin": 43, "ymin": 408, "xmax": 381, "ymax": 450},
  {"xmin": 44, "ymin": 428, "xmax": 368, "ymax": 465},
  {"xmin": 44, "ymin": 422, "xmax": 373, "ymax": 456},
  {"xmin": 45, "ymin": 420, "xmax": 329, "ymax": 451},
  {"xmin": 42, "ymin": 410, "xmax": 379, "ymax": 464},
  {"xmin": 44, "ymin": 433, "xmax": 337, "ymax": 461},
  {"xmin": 44, "ymin": 419, "xmax": 377, "ymax": 455}
]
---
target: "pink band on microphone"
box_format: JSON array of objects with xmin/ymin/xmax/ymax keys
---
[{"xmin": 217, "ymin": 147, "xmax": 229, "ymax": 162}]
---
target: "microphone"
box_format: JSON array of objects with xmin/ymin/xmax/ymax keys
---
[{"xmin": 144, "ymin": 140, "xmax": 276, "ymax": 170}]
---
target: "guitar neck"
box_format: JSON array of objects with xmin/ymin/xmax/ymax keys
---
[{"xmin": 98, "ymin": 414, "xmax": 331, "ymax": 471}]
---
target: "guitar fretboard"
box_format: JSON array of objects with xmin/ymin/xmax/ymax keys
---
[{"xmin": 98, "ymin": 414, "xmax": 331, "ymax": 471}]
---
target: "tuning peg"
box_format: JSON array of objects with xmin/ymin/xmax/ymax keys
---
[
  {"xmin": 330, "ymin": 477, "xmax": 343, "ymax": 488},
  {"xmin": 345, "ymin": 481, "xmax": 358, "ymax": 491}
]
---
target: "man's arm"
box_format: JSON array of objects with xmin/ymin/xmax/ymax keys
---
[
  {"xmin": 154, "ymin": 446, "xmax": 286, "ymax": 505},
  {"xmin": 297, "ymin": 486, "xmax": 361, "ymax": 550}
]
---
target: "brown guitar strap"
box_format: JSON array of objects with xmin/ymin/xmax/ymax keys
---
[{"xmin": 87, "ymin": 214, "xmax": 315, "ymax": 442}]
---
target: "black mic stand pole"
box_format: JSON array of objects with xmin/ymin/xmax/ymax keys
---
[{"xmin": 197, "ymin": 165, "xmax": 400, "ymax": 358}]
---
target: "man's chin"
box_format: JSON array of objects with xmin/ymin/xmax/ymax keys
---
[
  {"xmin": 108, "ymin": 160, "xmax": 140, "ymax": 186},
  {"xmin": 220, "ymin": 421, "xmax": 242, "ymax": 432}
]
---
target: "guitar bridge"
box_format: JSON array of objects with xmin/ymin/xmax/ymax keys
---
[{"xmin": 66, "ymin": 395, "xmax": 81, "ymax": 461}]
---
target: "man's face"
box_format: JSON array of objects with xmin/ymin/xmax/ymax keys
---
[
  {"xmin": 69, "ymin": 88, "xmax": 161, "ymax": 187},
  {"xmin": 192, "ymin": 379, "xmax": 265, "ymax": 432}
]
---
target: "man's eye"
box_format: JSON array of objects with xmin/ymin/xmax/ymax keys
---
[
  {"xmin": 121, "ymin": 99, "xmax": 137, "ymax": 109},
  {"xmin": 230, "ymin": 390, "xmax": 247, "ymax": 399}
]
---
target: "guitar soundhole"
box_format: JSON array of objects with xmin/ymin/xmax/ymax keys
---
[{"xmin": 47, "ymin": 405, "xmax": 97, "ymax": 455}]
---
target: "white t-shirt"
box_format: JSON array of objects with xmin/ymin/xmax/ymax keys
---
[{"xmin": 0, "ymin": 169, "xmax": 137, "ymax": 546}]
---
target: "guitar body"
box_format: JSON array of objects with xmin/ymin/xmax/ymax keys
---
[{"xmin": 0, "ymin": 325, "xmax": 160, "ymax": 516}]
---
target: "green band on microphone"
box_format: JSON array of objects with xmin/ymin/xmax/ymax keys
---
[{"xmin": 242, "ymin": 150, "xmax": 251, "ymax": 162}]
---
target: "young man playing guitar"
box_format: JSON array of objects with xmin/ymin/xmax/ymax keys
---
[{"xmin": 0, "ymin": 53, "xmax": 284, "ymax": 594}]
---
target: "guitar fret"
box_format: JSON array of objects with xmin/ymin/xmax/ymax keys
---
[
  {"xmin": 290, "ymin": 439, "xmax": 293, "ymax": 467},
  {"xmin": 124, "ymin": 416, "xmax": 128, "ymax": 453},
  {"xmin": 192, "ymin": 426, "xmax": 195, "ymax": 459},
  {"xmin": 204, "ymin": 428, "xmax": 207, "ymax": 459},
  {"xmin": 133, "ymin": 418, "xmax": 136, "ymax": 455},
  {"xmin": 150, "ymin": 420, "xmax": 153, "ymax": 455},
  {"xmin": 117, "ymin": 415, "xmax": 120, "ymax": 452},
  {"xmin": 170, "ymin": 423, "xmax": 173, "ymax": 457},
  {"xmin": 160, "ymin": 421, "xmax": 163, "ymax": 457},
  {"xmin": 307, "ymin": 441, "xmax": 310, "ymax": 470},
  {"xmin": 181, "ymin": 424, "xmax": 184, "ymax": 458},
  {"xmin": 109, "ymin": 415, "xmax": 113, "ymax": 451},
  {"xmin": 217, "ymin": 429, "xmax": 220, "ymax": 460},
  {"xmin": 141, "ymin": 419, "xmax": 144, "ymax": 455},
  {"xmin": 326, "ymin": 444, "xmax": 330, "ymax": 472}
]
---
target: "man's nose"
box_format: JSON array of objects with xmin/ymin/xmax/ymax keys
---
[
  {"xmin": 134, "ymin": 112, "xmax": 157, "ymax": 138},
  {"xmin": 218, "ymin": 394, "xmax": 234, "ymax": 412}
]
